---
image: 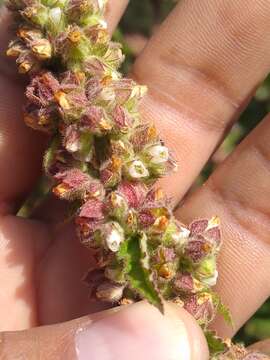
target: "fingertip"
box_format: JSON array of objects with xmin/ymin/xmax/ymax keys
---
[{"xmin": 75, "ymin": 301, "xmax": 209, "ymax": 360}]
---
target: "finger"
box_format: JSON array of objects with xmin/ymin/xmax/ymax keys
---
[
  {"xmin": 0, "ymin": 215, "xmax": 51, "ymax": 331},
  {"xmin": 0, "ymin": 1, "xmax": 129, "ymax": 209},
  {"xmin": 248, "ymin": 339, "xmax": 270, "ymax": 357},
  {"xmin": 0, "ymin": 302, "xmax": 208, "ymax": 360},
  {"xmin": 105, "ymin": 0, "xmax": 129, "ymax": 35},
  {"xmin": 175, "ymin": 115, "xmax": 270, "ymax": 337},
  {"xmin": 132, "ymin": 0, "xmax": 270, "ymax": 204}
]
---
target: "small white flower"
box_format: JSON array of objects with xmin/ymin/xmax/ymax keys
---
[
  {"xmin": 147, "ymin": 145, "xmax": 169, "ymax": 164},
  {"xmin": 66, "ymin": 139, "xmax": 81, "ymax": 153},
  {"xmin": 172, "ymin": 227, "xmax": 190, "ymax": 246},
  {"xmin": 49, "ymin": 7, "xmax": 62, "ymax": 25},
  {"xmin": 105, "ymin": 223, "xmax": 124, "ymax": 252},
  {"xmin": 99, "ymin": 19, "xmax": 108, "ymax": 29},
  {"xmin": 202, "ymin": 270, "xmax": 219, "ymax": 287},
  {"xmin": 128, "ymin": 160, "xmax": 149, "ymax": 179}
]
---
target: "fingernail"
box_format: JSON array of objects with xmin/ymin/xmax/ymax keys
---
[{"xmin": 75, "ymin": 302, "xmax": 208, "ymax": 360}]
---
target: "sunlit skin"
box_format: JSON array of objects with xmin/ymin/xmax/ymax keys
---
[{"xmin": 0, "ymin": 0, "xmax": 269, "ymax": 358}]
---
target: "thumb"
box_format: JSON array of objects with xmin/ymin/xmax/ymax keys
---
[{"xmin": 0, "ymin": 302, "xmax": 209, "ymax": 360}]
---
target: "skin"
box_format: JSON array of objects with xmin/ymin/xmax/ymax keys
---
[{"xmin": 0, "ymin": 0, "xmax": 269, "ymax": 357}]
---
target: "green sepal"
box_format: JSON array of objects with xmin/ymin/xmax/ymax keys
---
[
  {"xmin": 117, "ymin": 233, "xmax": 164, "ymax": 313},
  {"xmin": 205, "ymin": 330, "xmax": 229, "ymax": 357}
]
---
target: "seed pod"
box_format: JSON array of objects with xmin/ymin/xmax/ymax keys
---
[
  {"xmin": 96, "ymin": 281, "xmax": 124, "ymax": 303},
  {"xmin": 101, "ymin": 222, "xmax": 125, "ymax": 252}
]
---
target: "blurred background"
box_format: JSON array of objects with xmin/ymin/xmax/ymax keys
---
[{"xmin": 0, "ymin": 0, "xmax": 269, "ymax": 347}]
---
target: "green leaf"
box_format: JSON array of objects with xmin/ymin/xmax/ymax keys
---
[
  {"xmin": 212, "ymin": 293, "xmax": 234, "ymax": 327},
  {"xmin": 118, "ymin": 233, "xmax": 164, "ymax": 312},
  {"xmin": 205, "ymin": 330, "xmax": 228, "ymax": 356}
]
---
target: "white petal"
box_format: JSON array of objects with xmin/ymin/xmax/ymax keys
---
[
  {"xmin": 106, "ymin": 227, "xmax": 124, "ymax": 252},
  {"xmin": 202, "ymin": 270, "xmax": 219, "ymax": 287},
  {"xmin": 148, "ymin": 145, "xmax": 169, "ymax": 164},
  {"xmin": 172, "ymin": 227, "xmax": 190, "ymax": 245},
  {"xmin": 128, "ymin": 160, "xmax": 149, "ymax": 179},
  {"xmin": 49, "ymin": 7, "xmax": 62, "ymax": 25}
]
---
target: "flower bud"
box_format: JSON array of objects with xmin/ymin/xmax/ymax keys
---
[
  {"xmin": 102, "ymin": 222, "xmax": 124, "ymax": 252},
  {"xmin": 105, "ymin": 192, "xmax": 129, "ymax": 222},
  {"xmin": 201, "ymin": 270, "xmax": 219, "ymax": 287},
  {"xmin": 48, "ymin": 6, "xmax": 62, "ymax": 29},
  {"xmin": 63, "ymin": 125, "xmax": 81, "ymax": 153},
  {"xmin": 196, "ymin": 256, "xmax": 216, "ymax": 279},
  {"xmin": 171, "ymin": 226, "xmax": 190, "ymax": 246}
]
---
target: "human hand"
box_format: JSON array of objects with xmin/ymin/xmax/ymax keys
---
[{"xmin": 0, "ymin": 0, "xmax": 269, "ymax": 359}]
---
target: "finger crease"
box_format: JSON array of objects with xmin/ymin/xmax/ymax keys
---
[{"xmin": 208, "ymin": 177, "xmax": 270, "ymax": 247}]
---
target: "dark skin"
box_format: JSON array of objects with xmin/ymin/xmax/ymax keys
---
[{"xmin": 0, "ymin": 0, "xmax": 269, "ymax": 358}]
